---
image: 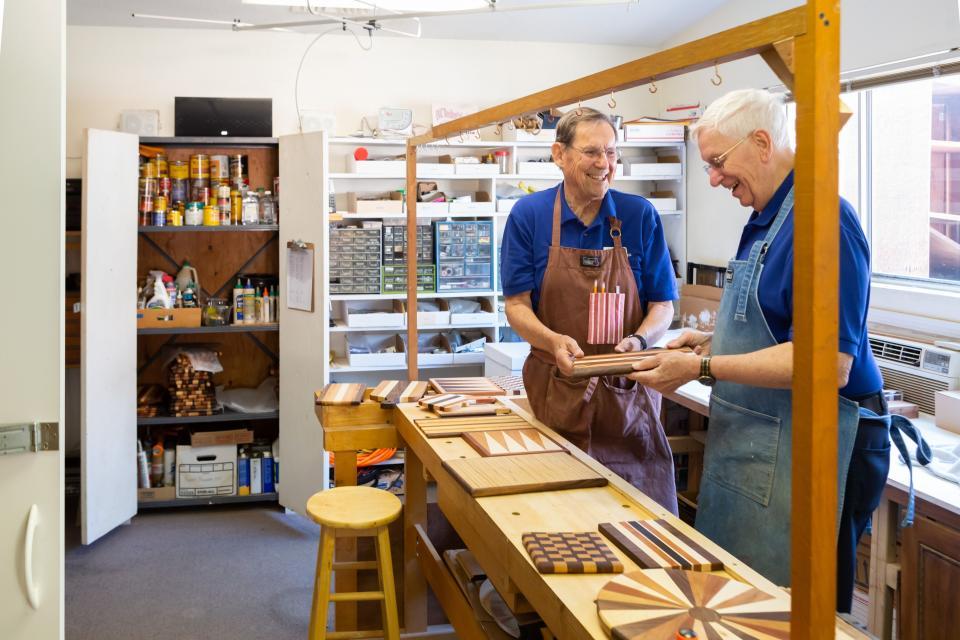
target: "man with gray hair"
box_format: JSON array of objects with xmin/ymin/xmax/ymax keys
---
[{"xmin": 628, "ymin": 89, "xmax": 927, "ymax": 610}]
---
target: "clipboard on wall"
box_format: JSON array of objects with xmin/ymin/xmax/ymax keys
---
[{"xmin": 286, "ymin": 240, "xmax": 315, "ymax": 312}]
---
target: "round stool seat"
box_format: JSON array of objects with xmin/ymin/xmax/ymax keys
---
[{"xmin": 307, "ymin": 486, "xmax": 402, "ymax": 529}]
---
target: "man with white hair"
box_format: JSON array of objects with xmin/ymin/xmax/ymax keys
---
[{"xmin": 628, "ymin": 89, "xmax": 927, "ymax": 610}]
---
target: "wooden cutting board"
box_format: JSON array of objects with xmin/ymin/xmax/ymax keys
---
[
  {"xmin": 598, "ymin": 520, "xmax": 723, "ymax": 572},
  {"xmin": 370, "ymin": 380, "xmax": 404, "ymax": 403},
  {"xmin": 415, "ymin": 415, "xmax": 530, "ymax": 437},
  {"xmin": 430, "ymin": 377, "xmax": 506, "ymax": 396},
  {"xmin": 463, "ymin": 428, "xmax": 563, "ymax": 457},
  {"xmin": 443, "ymin": 452, "xmax": 607, "ymax": 497},
  {"xmin": 596, "ymin": 569, "xmax": 789, "ymax": 639},
  {"xmin": 399, "ymin": 380, "xmax": 430, "ymax": 403},
  {"xmin": 522, "ymin": 531, "xmax": 623, "ymax": 574},
  {"xmin": 418, "ymin": 393, "xmax": 471, "ymax": 411},
  {"xmin": 315, "ymin": 383, "xmax": 366, "ymax": 406},
  {"xmin": 489, "ymin": 375, "xmax": 525, "ymax": 396},
  {"xmin": 568, "ymin": 347, "xmax": 693, "ymax": 379}
]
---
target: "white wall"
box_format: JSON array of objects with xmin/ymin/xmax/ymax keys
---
[
  {"xmin": 66, "ymin": 25, "xmax": 660, "ymax": 178},
  {"xmin": 652, "ymin": 0, "xmax": 960, "ymax": 269}
]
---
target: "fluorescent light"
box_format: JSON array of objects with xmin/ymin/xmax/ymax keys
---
[{"xmin": 241, "ymin": 0, "xmax": 489, "ymax": 11}]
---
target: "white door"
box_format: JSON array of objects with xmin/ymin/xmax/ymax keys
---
[
  {"xmin": 80, "ymin": 129, "xmax": 139, "ymax": 544},
  {"xmin": 0, "ymin": 0, "xmax": 65, "ymax": 637},
  {"xmin": 278, "ymin": 131, "xmax": 330, "ymax": 514}
]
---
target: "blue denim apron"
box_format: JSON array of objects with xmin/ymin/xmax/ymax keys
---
[{"xmin": 695, "ymin": 188, "xmax": 859, "ymax": 586}]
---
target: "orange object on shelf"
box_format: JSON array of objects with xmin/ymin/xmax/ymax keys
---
[{"xmin": 328, "ymin": 448, "xmax": 397, "ymax": 467}]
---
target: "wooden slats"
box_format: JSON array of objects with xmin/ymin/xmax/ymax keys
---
[
  {"xmin": 416, "ymin": 415, "xmax": 530, "ymax": 437},
  {"xmin": 443, "ymin": 452, "xmax": 607, "ymax": 497},
  {"xmin": 598, "ymin": 520, "xmax": 724, "ymax": 572}
]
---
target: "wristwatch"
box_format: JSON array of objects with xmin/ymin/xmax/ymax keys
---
[
  {"xmin": 697, "ymin": 356, "xmax": 716, "ymax": 387},
  {"xmin": 627, "ymin": 334, "xmax": 648, "ymax": 351}
]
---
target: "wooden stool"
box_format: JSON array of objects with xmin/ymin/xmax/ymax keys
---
[{"xmin": 306, "ymin": 486, "xmax": 402, "ymax": 640}]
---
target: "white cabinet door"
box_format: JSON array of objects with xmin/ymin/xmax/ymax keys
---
[
  {"xmin": 80, "ymin": 128, "xmax": 139, "ymax": 544},
  {"xmin": 278, "ymin": 131, "xmax": 330, "ymax": 514},
  {"xmin": 0, "ymin": 0, "xmax": 64, "ymax": 635}
]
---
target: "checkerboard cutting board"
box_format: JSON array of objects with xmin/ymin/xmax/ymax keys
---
[
  {"xmin": 463, "ymin": 428, "xmax": 563, "ymax": 457},
  {"xmin": 522, "ymin": 532, "xmax": 623, "ymax": 574},
  {"xmin": 596, "ymin": 569, "xmax": 789, "ymax": 639},
  {"xmin": 442, "ymin": 452, "xmax": 607, "ymax": 497},
  {"xmin": 315, "ymin": 383, "xmax": 366, "ymax": 406},
  {"xmin": 415, "ymin": 415, "xmax": 530, "ymax": 437},
  {"xmin": 598, "ymin": 520, "xmax": 724, "ymax": 572}
]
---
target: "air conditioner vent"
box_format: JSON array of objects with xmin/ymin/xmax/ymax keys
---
[{"xmin": 869, "ymin": 337, "xmax": 922, "ymax": 367}]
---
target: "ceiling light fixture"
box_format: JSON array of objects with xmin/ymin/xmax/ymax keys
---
[{"xmin": 240, "ymin": 0, "xmax": 489, "ymax": 11}]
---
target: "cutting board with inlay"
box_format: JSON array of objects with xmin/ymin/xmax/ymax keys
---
[
  {"xmin": 415, "ymin": 415, "xmax": 530, "ymax": 437},
  {"xmin": 463, "ymin": 428, "xmax": 563, "ymax": 457},
  {"xmin": 443, "ymin": 452, "xmax": 607, "ymax": 497},
  {"xmin": 598, "ymin": 520, "xmax": 724, "ymax": 572},
  {"xmin": 596, "ymin": 569, "xmax": 789, "ymax": 639}
]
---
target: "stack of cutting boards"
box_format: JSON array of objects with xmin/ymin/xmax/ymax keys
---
[{"xmin": 167, "ymin": 354, "xmax": 215, "ymax": 417}]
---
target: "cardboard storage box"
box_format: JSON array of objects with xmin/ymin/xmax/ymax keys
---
[
  {"xmin": 484, "ymin": 341, "xmax": 530, "ymax": 377},
  {"xmin": 678, "ymin": 284, "xmax": 722, "ymax": 332},
  {"xmin": 176, "ymin": 444, "xmax": 237, "ymax": 498},
  {"xmin": 450, "ymin": 297, "xmax": 496, "ymax": 325},
  {"xmin": 346, "ymin": 334, "xmax": 405, "ymax": 367},
  {"xmin": 402, "ymin": 332, "xmax": 453, "ymax": 366},
  {"xmin": 138, "ymin": 486, "xmax": 176, "ymax": 503},
  {"xmin": 346, "ymin": 192, "xmax": 403, "ymax": 215},
  {"xmin": 415, "ymin": 201, "xmax": 449, "ymax": 215},
  {"xmin": 935, "ymin": 390, "xmax": 960, "ymax": 434},
  {"xmin": 346, "ymin": 303, "xmax": 404, "ymax": 328},
  {"xmin": 623, "ymin": 123, "xmax": 685, "ymax": 141},
  {"xmin": 646, "ymin": 197, "xmax": 678, "ymax": 211},
  {"xmin": 518, "ymin": 162, "xmax": 562, "ymax": 177},
  {"xmin": 191, "ymin": 429, "xmax": 253, "ymax": 447},
  {"xmin": 501, "ymin": 128, "xmax": 556, "ymax": 142},
  {"xmin": 137, "ymin": 307, "xmax": 201, "ymax": 329},
  {"xmin": 395, "ymin": 299, "xmax": 451, "ymax": 326},
  {"xmin": 628, "ymin": 163, "xmax": 682, "ymax": 177},
  {"xmin": 346, "ymin": 156, "xmax": 405, "ymax": 176}
]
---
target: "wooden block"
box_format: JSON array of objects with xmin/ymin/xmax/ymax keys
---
[
  {"xmin": 371, "ymin": 380, "xmax": 403, "ymax": 403},
  {"xmin": 596, "ymin": 569, "xmax": 790, "ymax": 639},
  {"xmin": 430, "ymin": 377, "xmax": 505, "ymax": 396},
  {"xmin": 418, "ymin": 394, "xmax": 470, "ymax": 410},
  {"xmin": 415, "ymin": 415, "xmax": 531, "ymax": 437},
  {"xmin": 522, "ymin": 532, "xmax": 623, "ymax": 574},
  {"xmin": 442, "ymin": 452, "xmax": 607, "ymax": 497},
  {"xmin": 569, "ymin": 347, "xmax": 692, "ymax": 379},
  {"xmin": 398, "ymin": 381, "xmax": 429, "ymax": 403},
  {"xmin": 315, "ymin": 383, "xmax": 366, "ymax": 406},
  {"xmin": 463, "ymin": 428, "xmax": 563, "ymax": 457},
  {"xmin": 598, "ymin": 520, "xmax": 723, "ymax": 572}
]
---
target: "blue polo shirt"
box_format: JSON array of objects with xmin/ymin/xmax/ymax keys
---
[
  {"xmin": 737, "ymin": 171, "xmax": 882, "ymax": 398},
  {"xmin": 501, "ymin": 184, "xmax": 678, "ymax": 312}
]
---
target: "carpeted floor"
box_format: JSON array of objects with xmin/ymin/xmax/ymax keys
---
[{"xmin": 66, "ymin": 502, "xmax": 320, "ymax": 640}]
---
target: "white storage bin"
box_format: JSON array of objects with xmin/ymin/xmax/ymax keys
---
[
  {"xmin": 345, "ymin": 303, "xmax": 404, "ymax": 328},
  {"xmin": 518, "ymin": 162, "xmax": 562, "ymax": 177},
  {"xmin": 623, "ymin": 123, "xmax": 684, "ymax": 141},
  {"xmin": 501, "ymin": 128, "xmax": 556, "ymax": 142},
  {"xmin": 346, "ymin": 156, "xmax": 405, "ymax": 176},
  {"xmin": 346, "ymin": 334, "xmax": 405, "ymax": 367},
  {"xmin": 394, "ymin": 299, "xmax": 451, "ymax": 327},
  {"xmin": 415, "ymin": 201, "xmax": 449, "ymax": 215},
  {"xmin": 346, "ymin": 192, "xmax": 403, "ymax": 215},
  {"xmin": 404, "ymin": 333, "xmax": 453, "ymax": 366},
  {"xmin": 417, "ymin": 162, "xmax": 454, "ymax": 176},
  {"xmin": 449, "ymin": 298, "xmax": 496, "ymax": 325},
  {"xmin": 176, "ymin": 444, "xmax": 237, "ymax": 498},
  {"xmin": 628, "ymin": 163, "xmax": 682, "ymax": 177},
  {"xmin": 454, "ymin": 164, "xmax": 500, "ymax": 176},
  {"xmin": 497, "ymin": 199, "xmax": 519, "ymax": 213},
  {"xmin": 646, "ymin": 197, "xmax": 678, "ymax": 211},
  {"xmin": 484, "ymin": 342, "xmax": 530, "ymax": 377},
  {"xmin": 448, "ymin": 201, "xmax": 495, "ymax": 215}
]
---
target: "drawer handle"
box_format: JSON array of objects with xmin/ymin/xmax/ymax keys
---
[{"xmin": 24, "ymin": 504, "xmax": 40, "ymax": 610}]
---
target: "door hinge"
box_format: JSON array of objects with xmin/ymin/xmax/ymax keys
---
[{"xmin": 0, "ymin": 422, "xmax": 59, "ymax": 455}]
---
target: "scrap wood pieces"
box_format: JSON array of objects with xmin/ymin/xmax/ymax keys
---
[
  {"xmin": 418, "ymin": 393, "xmax": 511, "ymax": 417},
  {"xmin": 315, "ymin": 383, "xmax": 366, "ymax": 406},
  {"xmin": 522, "ymin": 532, "xmax": 623, "ymax": 574},
  {"xmin": 598, "ymin": 519, "xmax": 723, "ymax": 572},
  {"xmin": 568, "ymin": 347, "xmax": 692, "ymax": 379},
  {"xmin": 167, "ymin": 354, "xmax": 216, "ymax": 417},
  {"xmin": 596, "ymin": 569, "xmax": 789, "ymax": 639}
]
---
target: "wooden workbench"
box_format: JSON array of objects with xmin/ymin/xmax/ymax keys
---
[{"xmin": 316, "ymin": 389, "xmax": 867, "ymax": 639}]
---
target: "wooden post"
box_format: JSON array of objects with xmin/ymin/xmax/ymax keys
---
[
  {"xmin": 791, "ymin": 1, "xmax": 841, "ymax": 636},
  {"xmin": 406, "ymin": 145, "xmax": 418, "ymax": 381}
]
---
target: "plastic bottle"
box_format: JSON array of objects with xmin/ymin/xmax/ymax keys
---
[
  {"xmin": 162, "ymin": 274, "xmax": 176, "ymax": 306},
  {"xmin": 233, "ymin": 278, "xmax": 244, "ymax": 324},
  {"xmin": 137, "ymin": 440, "xmax": 151, "ymax": 489},
  {"xmin": 259, "ymin": 190, "xmax": 276, "ymax": 225},
  {"xmin": 163, "ymin": 444, "xmax": 176, "ymax": 487},
  {"xmin": 243, "ymin": 279, "xmax": 255, "ymax": 325},
  {"xmin": 175, "ymin": 260, "xmax": 200, "ymax": 294},
  {"xmin": 237, "ymin": 448, "xmax": 251, "ymax": 496},
  {"xmin": 262, "ymin": 450, "xmax": 275, "ymax": 493},
  {"xmin": 261, "ymin": 287, "xmax": 270, "ymax": 323},
  {"xmin": 241, "ymin": 190, "xmax": 259, "ymax": 225},
  {"xmin": 250, "ymin": 452, "xmax": 263, "ymax": 495},
  {"xmin": 270, "ymin": 285, "xmax": 278, "ymax": 322},
  {"xmin": 150, "ymin": 439, "xmax": 165, "ymax": 487}
]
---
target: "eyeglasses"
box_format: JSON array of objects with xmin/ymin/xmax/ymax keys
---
[
  {"xmin": 567, "ymin": 144, "xmax": 620, "ymax": 163},
  {"xmin": 702, "ymin": 131, "xmax": 752, "ymax": 174}
]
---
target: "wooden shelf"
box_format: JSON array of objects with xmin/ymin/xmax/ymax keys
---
[{"xmin": 138, "ymin": 492, "xmax": 278, "ymax": 509}]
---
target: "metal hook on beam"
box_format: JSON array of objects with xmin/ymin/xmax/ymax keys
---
[
  {"xmin": 608, "ymin": 92, "xmax": 617, "ymax": 110},
  {"xmin": 711, "ymin": 61, "xmax": 723, "ymax": 86}
]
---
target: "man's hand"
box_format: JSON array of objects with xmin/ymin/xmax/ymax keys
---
[
  {"xmin": 553, "ymin": 335, "xmax": 584, "ymax": 377},
  {"xmin": 668, "ymin": 330, "xmax": 713, "ymax": 355},
  {"xmin": 627, "ymin": 350, "xmax": 701, "ymax": 393},
  {"xmin": 614, "ymin": 335, "xmax": 644, "ymax": 353}
]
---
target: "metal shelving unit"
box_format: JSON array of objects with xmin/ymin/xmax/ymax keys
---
[
  {"xmin": 138, "ymin": 224, "xmax": 279, "ymax": 233},
  {"xmin": 138, "ymin": 323, "xmax": 279, "ymax": 335},
  {"xmin": 138, "ymin": 492, "xmax": 278, "ymax": 509},
  {"xmin": 137, "ymin": 409, "xmax": 279, "ymax": 426}
]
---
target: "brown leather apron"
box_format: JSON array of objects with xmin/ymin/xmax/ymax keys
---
[{"xmin": 522, "ymin": 189, "xmax": 678, "ymax": 514}]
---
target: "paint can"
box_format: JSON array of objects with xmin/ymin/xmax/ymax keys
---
[
  {"xmin": 185, "ymin": 201, "xmax": 204, "ymax": 226},
  {"xmin": 140, "ymin": 160, "xmax": 158, "ymax": 178},
  {"xmin": 157, "ymin": 176, "xmax": 171, "ymax": 200},
  {"xmin": 210, "ymin": 154, "xmax": 229, "ymax": 182},
  {"xmin": 139, "ymin": 177, "xmax": 158, "ymax": 197},
  {"xmin": 189, "ymin": 154, "xmax": 210, "ymax": 180},
  {"xmin": 154, "ymin": 154, "xmax": 168, "ymax": 177},
  {"xmin": 169, "ymin": 159, "xmax": 189, "ymax": 180},
  {"xmin": 190, "ymin": 178, "xmax": 210, "ymax": 205},
  {"xmin": 171, "ymin": 178, "xmax": 188, "ymax": 204},
  {"xmin": 202, "ymin": 204, "xmax": 220, "ymax": 226}
]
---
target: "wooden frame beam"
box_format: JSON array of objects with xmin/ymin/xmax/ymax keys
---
[{"xmin": 403, "ymin": 6, "xmax": 845, "ymax": 635}]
